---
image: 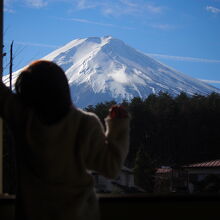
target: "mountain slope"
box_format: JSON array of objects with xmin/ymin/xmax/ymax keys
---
[{"xmin": 5, "ymin": 36, "xmax": 220, "ymax": 108}]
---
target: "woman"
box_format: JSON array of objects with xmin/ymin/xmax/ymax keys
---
[{"xmin": 0, "ymin": 60, "xmax": 129, "ymax": 220}]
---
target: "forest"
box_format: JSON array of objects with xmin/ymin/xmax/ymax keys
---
[
  {"xmin": 3, "ymin": 92, "xmax": 220, "ymax": 193},
  {"xmin": 85, "ymin": 92, "xmax": 220, "ymax": 169}
]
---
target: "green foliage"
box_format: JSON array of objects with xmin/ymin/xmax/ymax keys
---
[
  {"xmin": 85, "ymin": 92, "xmax": 220, "ymax": 168},
  {"xmin": 134, "ymin": 147, "xmax": 156, "ymax": 192},
  {"xmin": 84, "ymin": 100, "xmax": 116, "ymax": 125}
]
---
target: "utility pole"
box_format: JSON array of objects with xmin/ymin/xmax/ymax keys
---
[
  {"xmin": 9, "ymin": 41, "xmax": 13, "ymax": 90},
  {"xmin": 3, "ymin": 40, "xmax": 15, "ymax": 194},
  {"xmin": 0, "ymin": 0, "xmax": 4, "ymax": 194}
]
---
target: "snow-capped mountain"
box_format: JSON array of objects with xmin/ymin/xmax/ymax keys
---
[{"xmin": 4, "ymin": 36, "xmax": 220, "ymax": 108}]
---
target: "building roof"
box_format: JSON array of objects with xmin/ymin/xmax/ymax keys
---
[
  {"xmin": 184, "ymin": 160, "xmax": 220, "ymax": 168},
  {"xmin": 156, "ymin": 168, "xmax": 172, "ymax": 174}
]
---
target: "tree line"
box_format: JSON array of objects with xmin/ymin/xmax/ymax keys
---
[
  {"xmin": 85, "ymin": 92, "xmax": 220, "ymax": 169},
  {"xmin": 3, "ymin": 91, "xmax": 220, "ymax": 194}
]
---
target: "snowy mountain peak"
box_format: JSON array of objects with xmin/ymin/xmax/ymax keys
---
[{"xmin": 5, "ymin": 36, "xmax": 220, "ymax": 108}]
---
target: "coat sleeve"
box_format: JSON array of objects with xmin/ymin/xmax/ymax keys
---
[{"xmin": 83, "ymin": 113, "xmax": 130, "ymax": 179}]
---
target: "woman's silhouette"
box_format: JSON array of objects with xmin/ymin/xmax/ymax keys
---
[{"xmin": 0, "ymin": 60, "xmax": 130, "ymax": 220}]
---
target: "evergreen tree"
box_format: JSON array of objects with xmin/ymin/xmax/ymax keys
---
[
  {"xmin": 85, "ymin": 92, "xmax": 220, "ymax": 169},
  {"xmin": 134, "ymin": 147, "xmax": 156, "ymax": 192}
]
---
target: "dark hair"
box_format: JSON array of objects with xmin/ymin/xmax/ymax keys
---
[{"xmin": 15, "ymin": 60, "xmax": 72, "ymax": 125}]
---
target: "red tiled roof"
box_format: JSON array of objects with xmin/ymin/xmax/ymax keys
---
[
  {"xmin": 156, "ymin": 168, "xmax": 172, "ymax": 174},
  {"xmin": 184, "ymin": 160, "xmax": 220, "ymax": 168}
]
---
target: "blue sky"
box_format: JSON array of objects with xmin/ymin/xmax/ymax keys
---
[{"xmin": 3, "ymin": 0, "xmax": 220, "ymax": 88}]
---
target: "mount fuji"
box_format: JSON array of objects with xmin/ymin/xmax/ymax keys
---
[{"xmin": 5, "ymin": 36, "xmax": 220, "ymax": 108}]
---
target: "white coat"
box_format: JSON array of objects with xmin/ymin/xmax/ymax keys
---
[{"xmin": 0, "ymin": 81, "xmax": 129, "ymax": 220}]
